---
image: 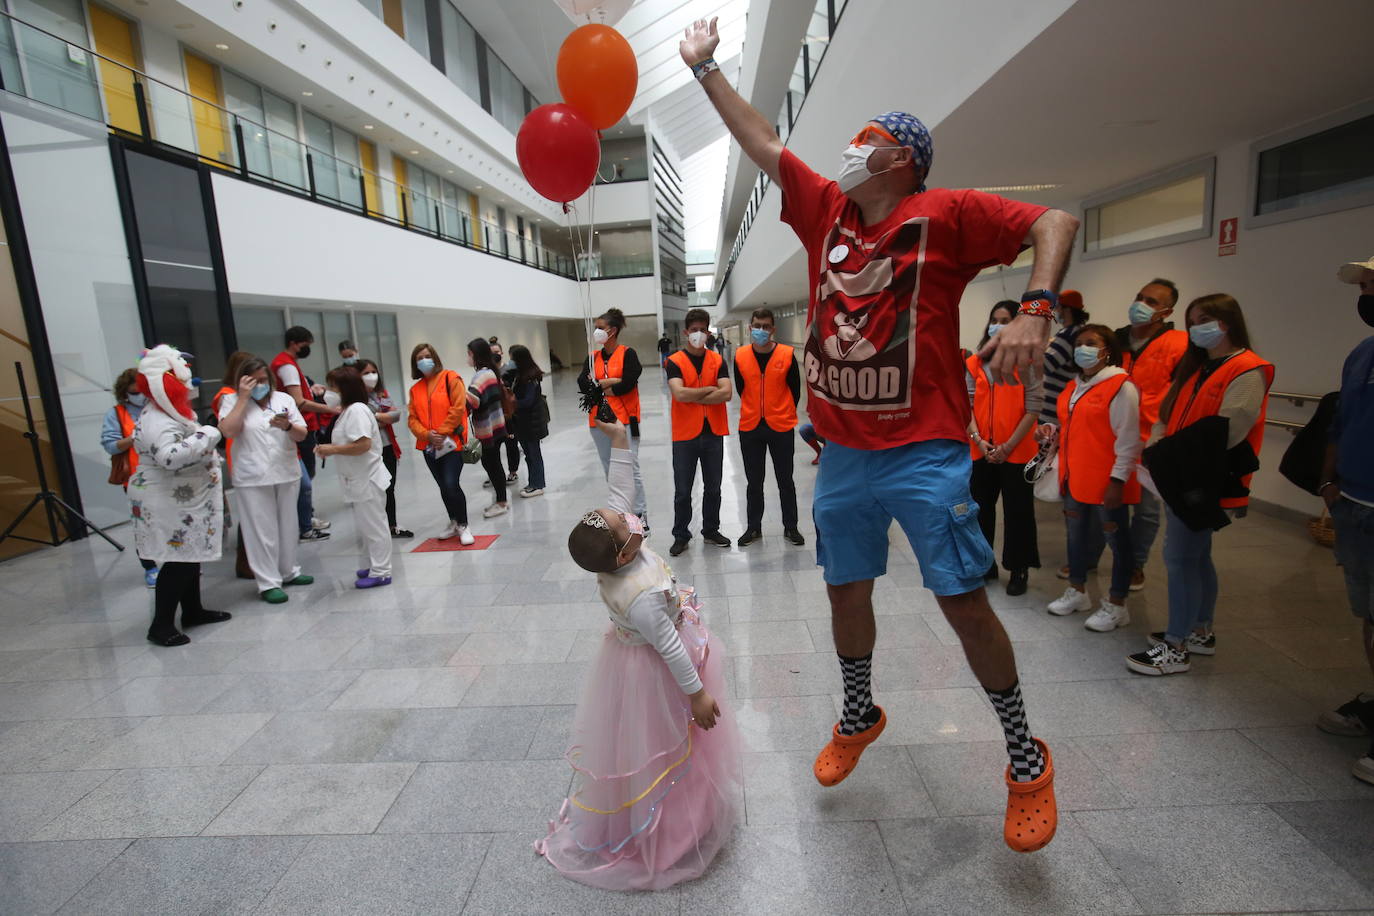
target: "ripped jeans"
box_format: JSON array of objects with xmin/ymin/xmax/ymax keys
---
[{"xmin": 1063, "ymin": 493, "xmax": 1134, "ymax": 601}]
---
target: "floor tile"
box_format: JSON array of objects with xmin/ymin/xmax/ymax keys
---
[
  {"xmin": 448, "ymin": 629, "xmax": 578, "ymax": 665},
  {"xmin": 0, "ymin": 678, "xmax": 127, "ymax": 722},
  {"xmin": 328, "ymin": 667, "xmax": 479, "ymax": 709},
  {"xmin": 0, "ymin": 839, "xmax": 130, "ymax": 915},
  {"xmin": 743, "ymin": 746, "xmax": 935, "ymax": 825},
  {"xmin": 33, "ymin": 766, "xmax": 260, "ymax": 840},
  {"xmin": 732, "ymin": 694, "xmax": 845, "ymax": 753},
  {"xmin": 714, "ymin": 620, "xmax": 815, "ymax": 657},
  {"xmin": 377, "ymin": 759, "xmax": 568, "ymax": 833},
  {"xmin": 1074, "ymin": 803, "xmax": 1373, "ymax": 913},
  {"xmin": 56, "ymin": 835, "xmax": 309, "ymax": 915},
  {"xmin": 372, "ymin": 706, "xmax": 543, "ymax": 762},
  {"xmin": 198, "ymin": 669, "xmax": 362, "ymax": 713},
  {"xmin": 220, "ymin": 637, "xmax": 361, "ymax": 673},
  {"xmin": 0, "ymin": 646, "xmax": 150, "ymax": 683},
  {"xmin": 879, "ymin": 815, "xmax": 1141, "ymax": 915},
  {"xmin": 1117, "ymin": 671, "xmax": 1317, "ymax": 730},
  {"xmin": 909, "ymin": 739, "xmax": 1127, "ymax": 816},
  {"xmin": 1017, "ymin": 680, "xmax": 1171, "ymax": 737},
  {"xmin": 224, "ymin": 709, "xmax": 407, "ymax": 764},
  {"xmin": 79, "ymin": 713, "xmax": 272, "ymax": 769},
  {"xmin": 459, "ymin": 662, "xmax": 590, "ymax": 707},
  {"xmin": 871, "ymin": 687, "xmax": 1004, "ymax": 745},
  {"xmin": 256, "ymin": 833, "xmax": 490, "ymax": 915},
  {"xmin": 0, "ymin": 718, "xmax": 145, "ymax": 773},
  {"xmin": 73, "ymin": 675, "xmax": 240, "ymax": 718},
  {"xmin": 334, "ymin": 634, "xmax": 470, "ymax": 670},
  {"xmin": 0, "ymin": 770, "xmax": 113, "ymax": 841},
  {"xmin": 1241, "ymin": 726, "xmax": 1374, "ymax": 799},
  {"xmin": 523, "ymin": 705, "xmax": 575, "ymax": 760},
  {"xmin": 1269, "ymin": 798, "xmax": 1374, "ymax": 891},
  {"xmin": 203, "ymin": 763, "xmax": 415, "ymax": 835}
]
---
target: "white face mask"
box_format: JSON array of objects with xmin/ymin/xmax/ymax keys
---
[
  {"xmin": 592, "ymin": 328, "xmax": 609, "ymax": 347},
  {"xmin": 837, "ymin": 144, "xmax": 897, "ymax": 194},
  {"xmin": 362, "ymin": 373, "xmax": 379, "ymax": 390},
  {"xmin": 687, "ymin": 331, "xmax": 707, "ymax": 349},
  {"xmin": 323, "ymin": 390, "xmax": 341, "ymax": 409}
]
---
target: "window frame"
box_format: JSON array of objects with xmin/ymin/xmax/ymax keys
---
[
  {"xmin": 1244, "ymin": 99, "xmax": 1374, "ymax": 230},
  {"xmin": 1079, "ymin": 155, "xmax": 1215, "ymax": 261}
]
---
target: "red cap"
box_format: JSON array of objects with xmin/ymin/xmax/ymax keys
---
[{"xmin": 1058, "ymin": 289, "xmax": 1083, "ymax": 311}]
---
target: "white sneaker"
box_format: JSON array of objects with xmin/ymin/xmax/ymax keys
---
[
  {"xmin": 456, "ymin": 524, "xmax": 475, "ymax": 546},
  {"xmin": 519, "ymin": 487, "xmax": 544, "ymax": 498},
  {"xmin": 1047, "ymin": 586, "xmax": 1093, "ymax": 616},
  {"xmin": 438, "ymin": 520, "xmax": 460, "ymax": 540},
  {"xmin": 482, "ymin": 502, "xmax": 509, "ymax": 519},
  {"xmin": 1355, "ymin": 751, "xmax": 1374, "ymax": 787},
  {"xmin": 311, "ymin": 516, "xmax": 331, "ymax": 530},
  {"xmin": 1085, "ymin": 598, "xmax": 1130, "ymax": 632}
]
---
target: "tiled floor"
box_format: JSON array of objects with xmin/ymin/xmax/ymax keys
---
[{"xmin": 2, "ymin": 367, "xmax": 1371, "ymax": 915}]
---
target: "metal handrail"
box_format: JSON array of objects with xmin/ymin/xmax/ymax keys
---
[
  {"xmin": 1265, "ymin": 417, "xmax": 1304, "ymax": 435},
  {"xmin": 1270, "ymin": 391, "xmax": 1326, "ymax": 407}
]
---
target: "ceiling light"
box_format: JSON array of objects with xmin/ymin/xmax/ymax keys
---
[
  {"xmin": 301, "ymin": 90, "xmax": 313, "ymax": 96},
  {"xmin": 409, "ymin": 149, "xmax": 419, "ymax": 154},
  {"xmin": 363, "ymin": 124, "xmax": 374, "ymax": 130},
  {"xmin": 214, "ymin": 43, "xmax": 229, "ymax": 50},
  {"xmin": 970, "ymin": 183, "xmax": 1063, "ymax": 193}
]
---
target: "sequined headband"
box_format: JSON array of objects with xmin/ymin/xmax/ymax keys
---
[{"xmin": 580, "ymin": 511, "xmax": 609, "ymax": 530}]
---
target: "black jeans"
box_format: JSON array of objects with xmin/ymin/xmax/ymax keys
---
[
  {"xmin": 382, "ymin": 448, "xmax": 399, "ymax": 529},
  {"xmin": 672, "ymin": 431, "xmax": 724, "ymax": 541},
  {"xmin": 480, "ymin": 440, "xmax": 507, "ymax": 503},
  {"xmin": 422, "ymin": 449, "xmax": 467, "ymax": 525},
  {"xmin": 150, "ymin": 561, "xmax": 204, "ymax": 637},
  {"xmin": 740, "ymin": 424, "xmax": 798, "ymax": 531},
  {"xmin": 517, "ymin": 433, "xmax": 546, "ymax": 490},
  {"xmin": 969, "ymin": 458, "xmax": 1040, "ymax": 571},
  {"xmin": 504, "ymin": 434, "xmax": 519, "ymax": 475}
]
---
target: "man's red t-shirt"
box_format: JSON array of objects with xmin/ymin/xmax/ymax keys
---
[{"xmin": 777, "ymin": 148, "xmax": 1047, "ymax": 450}]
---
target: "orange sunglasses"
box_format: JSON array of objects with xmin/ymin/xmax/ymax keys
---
[{"xmin": 849, "ymin": 124, "xmax": 903, "ymax": 147}]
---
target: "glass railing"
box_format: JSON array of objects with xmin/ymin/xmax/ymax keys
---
[
  {"xmin": 0, "ymin": 11, "xmax": 582, "ymax": 280},
  {"xmin": 719, "ymin": 0, "xmax": 848, "ymax": 292}
]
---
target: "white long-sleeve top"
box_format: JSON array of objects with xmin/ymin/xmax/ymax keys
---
[
  {"xmin": 1067, "ymin": 366, "xmax": 1142, "ymax": 483},
  {"xmin": 1147, "ymin": 364, "xmax": 1269, "ymax": 449},
  {"xmin": 595, "ymin": 447, "xmax": 703, "ymax": 695}
]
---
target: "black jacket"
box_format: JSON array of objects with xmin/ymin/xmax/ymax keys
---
[{"xmin": 1142, "ymin": 415, "xmax": 1260, "ymax": 532}]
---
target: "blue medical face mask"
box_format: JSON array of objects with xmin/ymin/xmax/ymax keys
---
[
  {"xmin": 987, "ymin": 322, "xmax": 1003, "ymax": 338},
  {"xmin": 126, "ymin": 392, "xmax": 146, "ymax": 407},
  {"xmin": 1073, "ymin": 345, "xmax": 1102, "ymax": 369},
  {"xmin": 1189, "ymin": 320, "xmax": 1225, "ymax": 349},
  {"xmin": 342, "ymin": 356, "xmax": 358, "ymax": 365},
  {"xmin": 750, "ymin": 327, "xmax": 771, "ymax": 346},
  {"xmin": 416, "ymin": 357, "xmax": 436, "ymax": 376},
  {"xmin": 1128, "ymin": 300, "xmax": 1156, "ymax": 327},
  {"xmin": 251, "ymin": 383, "xmax": 271, "ymax": 401}
]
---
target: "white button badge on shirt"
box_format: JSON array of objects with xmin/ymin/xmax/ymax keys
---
[{"xmin": 828, "ymin": 244, "xmax": 850, "ymax": 264}]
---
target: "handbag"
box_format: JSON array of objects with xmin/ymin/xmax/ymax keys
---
[
  {"xmin": 108, "ymin": 449, "xmax": 132, "ymax": 486},
  {"xmin": 1032, "ymin": 453, "xmax": 1062, "ymax": 503},
  {"xmin": 461, "ymin": 424, "xmax": 483, "ymax": 465}
]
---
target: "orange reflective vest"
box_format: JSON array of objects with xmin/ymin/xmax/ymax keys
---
[
  {"xmin": 211, "ymin": 386, "xmax": 235, "ymax": 472},
  {"xmin": 587, "ymin": 345, "xmax": 642, "ymax": 427},
  {"xmin": 1164, "ymin": 349, "xmax": 1274, "ymax": 509},
  {"xmin": 408, "ymin": 370, "xmax": 467, "ymax": 450},
  {"xmin": 669, "ymin": 349, "xmax": 730, "ymax": 441},
  {"xmin": 1123, "ymin": 328, "xmax": 1188, "ymax": 439},
  {"xmin": 736, "ymin": 344, "xmax": 798, "ymax": 433},
  {"xmin": 965, "ymin": 354, "xmax": 1037, "ymax": 463},
  {"xmin": 1058, "ymin": 373, "xmax": 1142, "ymax": 506},
  {"xmin": 115, "ymin": 404, "xmax": 139, "ymax": 477}
]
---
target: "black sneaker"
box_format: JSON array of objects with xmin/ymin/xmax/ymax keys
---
[
  {"xmin": 784, "ymin": 528, "xmax": 806, "ymax": 546},
  {"xmin": 701, "ymin": 531, "xmax": 731, "ymax": 548},
  {"xmin": 390, "ymin": 527, "xmax": 414, "ymax": 539},
  {"xmin": 1148, "ymin": 630, "xmax": 1216, "ymax": 656},
  {"xmin": 1006, "ymin": 569, "xmax": 1029, "ymax": 596},
  {"xmin": 298, "ymin": 528, "xmax": 330, "ymax": 542},
  {"xmin": 669, "ymin": 538, "xmax": 689, "ymax": 557},
  {"xmin": 737, "ymin": 529, "xmax": 762, "ymax": 547}
]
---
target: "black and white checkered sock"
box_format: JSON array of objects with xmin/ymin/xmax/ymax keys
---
[
  {"xmin": 838, "ymin": 653, "xmax": 878, "ymax": 736},
  {"xmin": 987, "ymin": 681, "xmax": 1045, "ymax": 782}
]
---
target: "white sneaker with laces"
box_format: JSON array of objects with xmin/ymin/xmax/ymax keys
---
[
  {"xmin": 456, "ymin": 524, "xmax": 475, "ymax": 546},
  {"xmin": 438, "ymin": 520, "xmax": 460, "ymax": 540},
  {"xmin": 519, "ymin": 487, "xmax": 544, "ymax": 498},
  {"xmin": 1047, "ymin": 586, "xmax": 1093, "ymax": 616},
  {"xmin": 311, "ymin": 516, "xmax": 331, "ymax": 530},
  {"xmin": 506, "ymin": 471, "xmax": 518, "ymax": 483},
  {"xmin": 1084, "ymin": 598, "xmax": 1130, "ymax": 632},
  {"xmin": 483, "ymin": 503, "xmax": 509, "ymax": 519}
]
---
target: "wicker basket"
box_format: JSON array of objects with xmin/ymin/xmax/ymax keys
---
[{"xmin": 1307, "ymin": 511, "xmax": 1336, "ymax": 549}]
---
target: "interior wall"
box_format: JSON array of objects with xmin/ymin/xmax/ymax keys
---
[{"xmin": 960, "ymin": 137, "xmax": 1372, "ymax": 516}]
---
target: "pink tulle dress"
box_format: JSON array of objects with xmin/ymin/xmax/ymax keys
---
[{"xmin": 536, "ymin": 449, "xmax": 741, "ymax": 890}]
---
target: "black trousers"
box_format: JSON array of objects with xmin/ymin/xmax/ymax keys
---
[
  {"xmin": 504, "ymin": 434, "xmax": 520, "ymax": 474},
  {"xmin": 740, "ymin": 424, "xmax": 798, "ymax": 531},
  {"xmin": 150, "ymin": 561, "xmax": 205, "ymax": 637},
  {"xmin": 480, "ymin": 440, "xmax": 507, "ymax": 503},
  {"xmin": 672, "ymin": 431, "xmax": 723, "ymax": 541},
  {"xmin": 382, "ymin": 448, "xmax": 399, "ymax": 529},
  {"xmin": 970, "ymin": 458, "xmax": 1040, "ymax": 571}
]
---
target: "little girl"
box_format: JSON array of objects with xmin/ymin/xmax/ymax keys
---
[{"xmin": 537, "ymin": 418, "xmax": 740, "ymax": 890}]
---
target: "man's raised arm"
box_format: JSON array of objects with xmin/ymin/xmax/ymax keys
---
[{"xmin": 680, "ymin": 17, "xmax": 783, "ymax": 184}]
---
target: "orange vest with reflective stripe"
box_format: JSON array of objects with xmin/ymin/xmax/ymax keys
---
[
  {"xmin": 587, "ymin": 345, "xmax": 642, "ymax": 427},
  {"xmin": 1058, "ymin": 374, "xmax": 1142, "ymax": 506},
  {"xmin": 965, "ymin": 355, "xmax": 1037, "ymax": 463},
  {"xmin": 1164, "ymin": 349, "xmax": 1274, "ymax": 509},
  {"xmin": 115, "ymin": 404, "xmax": 140, "ymax": 477},
  {"xmin": 669, "ymin": 349, "xmax": 729, "ymax": 441},
  {"xmin": 408, "ymin": 370, "xmax": 467, "ymax": 450},
  {"xmin": 1123, "ymin": 328, "xmax": 1188, "ymax": 439},
  {"xmin": 736, "ymin": 344, "xmax": 797, "ymax": 433}
]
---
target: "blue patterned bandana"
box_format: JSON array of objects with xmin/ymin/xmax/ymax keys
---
[{"xmin": 872, "ymin": 111, "xmax": 932, "ymax": 191}]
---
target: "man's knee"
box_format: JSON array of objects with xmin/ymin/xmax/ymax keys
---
[
  {"xmin": 937, "ymin": 589, "xmax": 998, "ymax": 637},
  {"xmin": 827, "ymin": 580, "xmax": 874, "ymax": 615}
]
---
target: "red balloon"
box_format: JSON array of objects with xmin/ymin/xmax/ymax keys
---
[
  {"xmin": 557, "ymin": 24, "xmax": 637, "ymax": 131},
  {"xmin": 516, "ymin": 104, "xmax": 600, "ymax": 203}
]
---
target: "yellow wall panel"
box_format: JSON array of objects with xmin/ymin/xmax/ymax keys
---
[
  {"xmin": 183, "ymin": 51, "xmax": 231, "ymax": 167},
  {"xmin": 88, "ymin": 3, "xmax": 140, "ymax": 134},
  {"xmin": 358, "ymin": 140, "xmax": 381, "ymax": 215}
]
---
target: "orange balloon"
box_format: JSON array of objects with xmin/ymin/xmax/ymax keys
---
[{"xmin": 557, "ymin": 24, "xmax": 638, "ymax": 131}]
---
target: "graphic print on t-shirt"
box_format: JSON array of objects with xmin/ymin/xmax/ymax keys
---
[{"xmin": 804, "ymin": 217, "xmax": 928, "ymax": 414}]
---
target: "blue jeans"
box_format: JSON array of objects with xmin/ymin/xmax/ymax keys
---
[
  {"xmin": 1163, "ymin": 505, "xmax": 1217, "ymax": 642},
  {"xmin": 1080, "ymin": 486, "xmax": 1160, "ymax": 571},
  {"xmin": 518, "ymin": 434, "xmax": 546, "ymax": 490},
  {"xmin": 422, "ymin": 449, "xmax": 468, "ymax": 525},
  {"xmin": 591, "ymin": 427, "xmax": 646, "ymax": 517},
  {"xmin": 295, "ymin": 458, "xmax": 313, "ymax": 535},
  {"xmin": 1064, "ymin": 493, "xmax": 1133, "ymax": 600},
  {"xmin": 1332, "ymin": 497, "xmax": 1374, "ymax": 622}
]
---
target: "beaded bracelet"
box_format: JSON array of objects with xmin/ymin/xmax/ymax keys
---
[
  {"xmin": 690, "ymin": 57, "xmax": 720, "ymax": 81},
  {"xmin": 1018, "ymin": 298, "xmax": 1055, "ymax": 320}
]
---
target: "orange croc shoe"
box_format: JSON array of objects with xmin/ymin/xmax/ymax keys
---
[
  {"xmin": 1004, "ymin": 738, "xmax": 1057, "ymax": 852},
  {"xmin": 813, "ymin": 707, "xmax": 887, "ymax": 787}
]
